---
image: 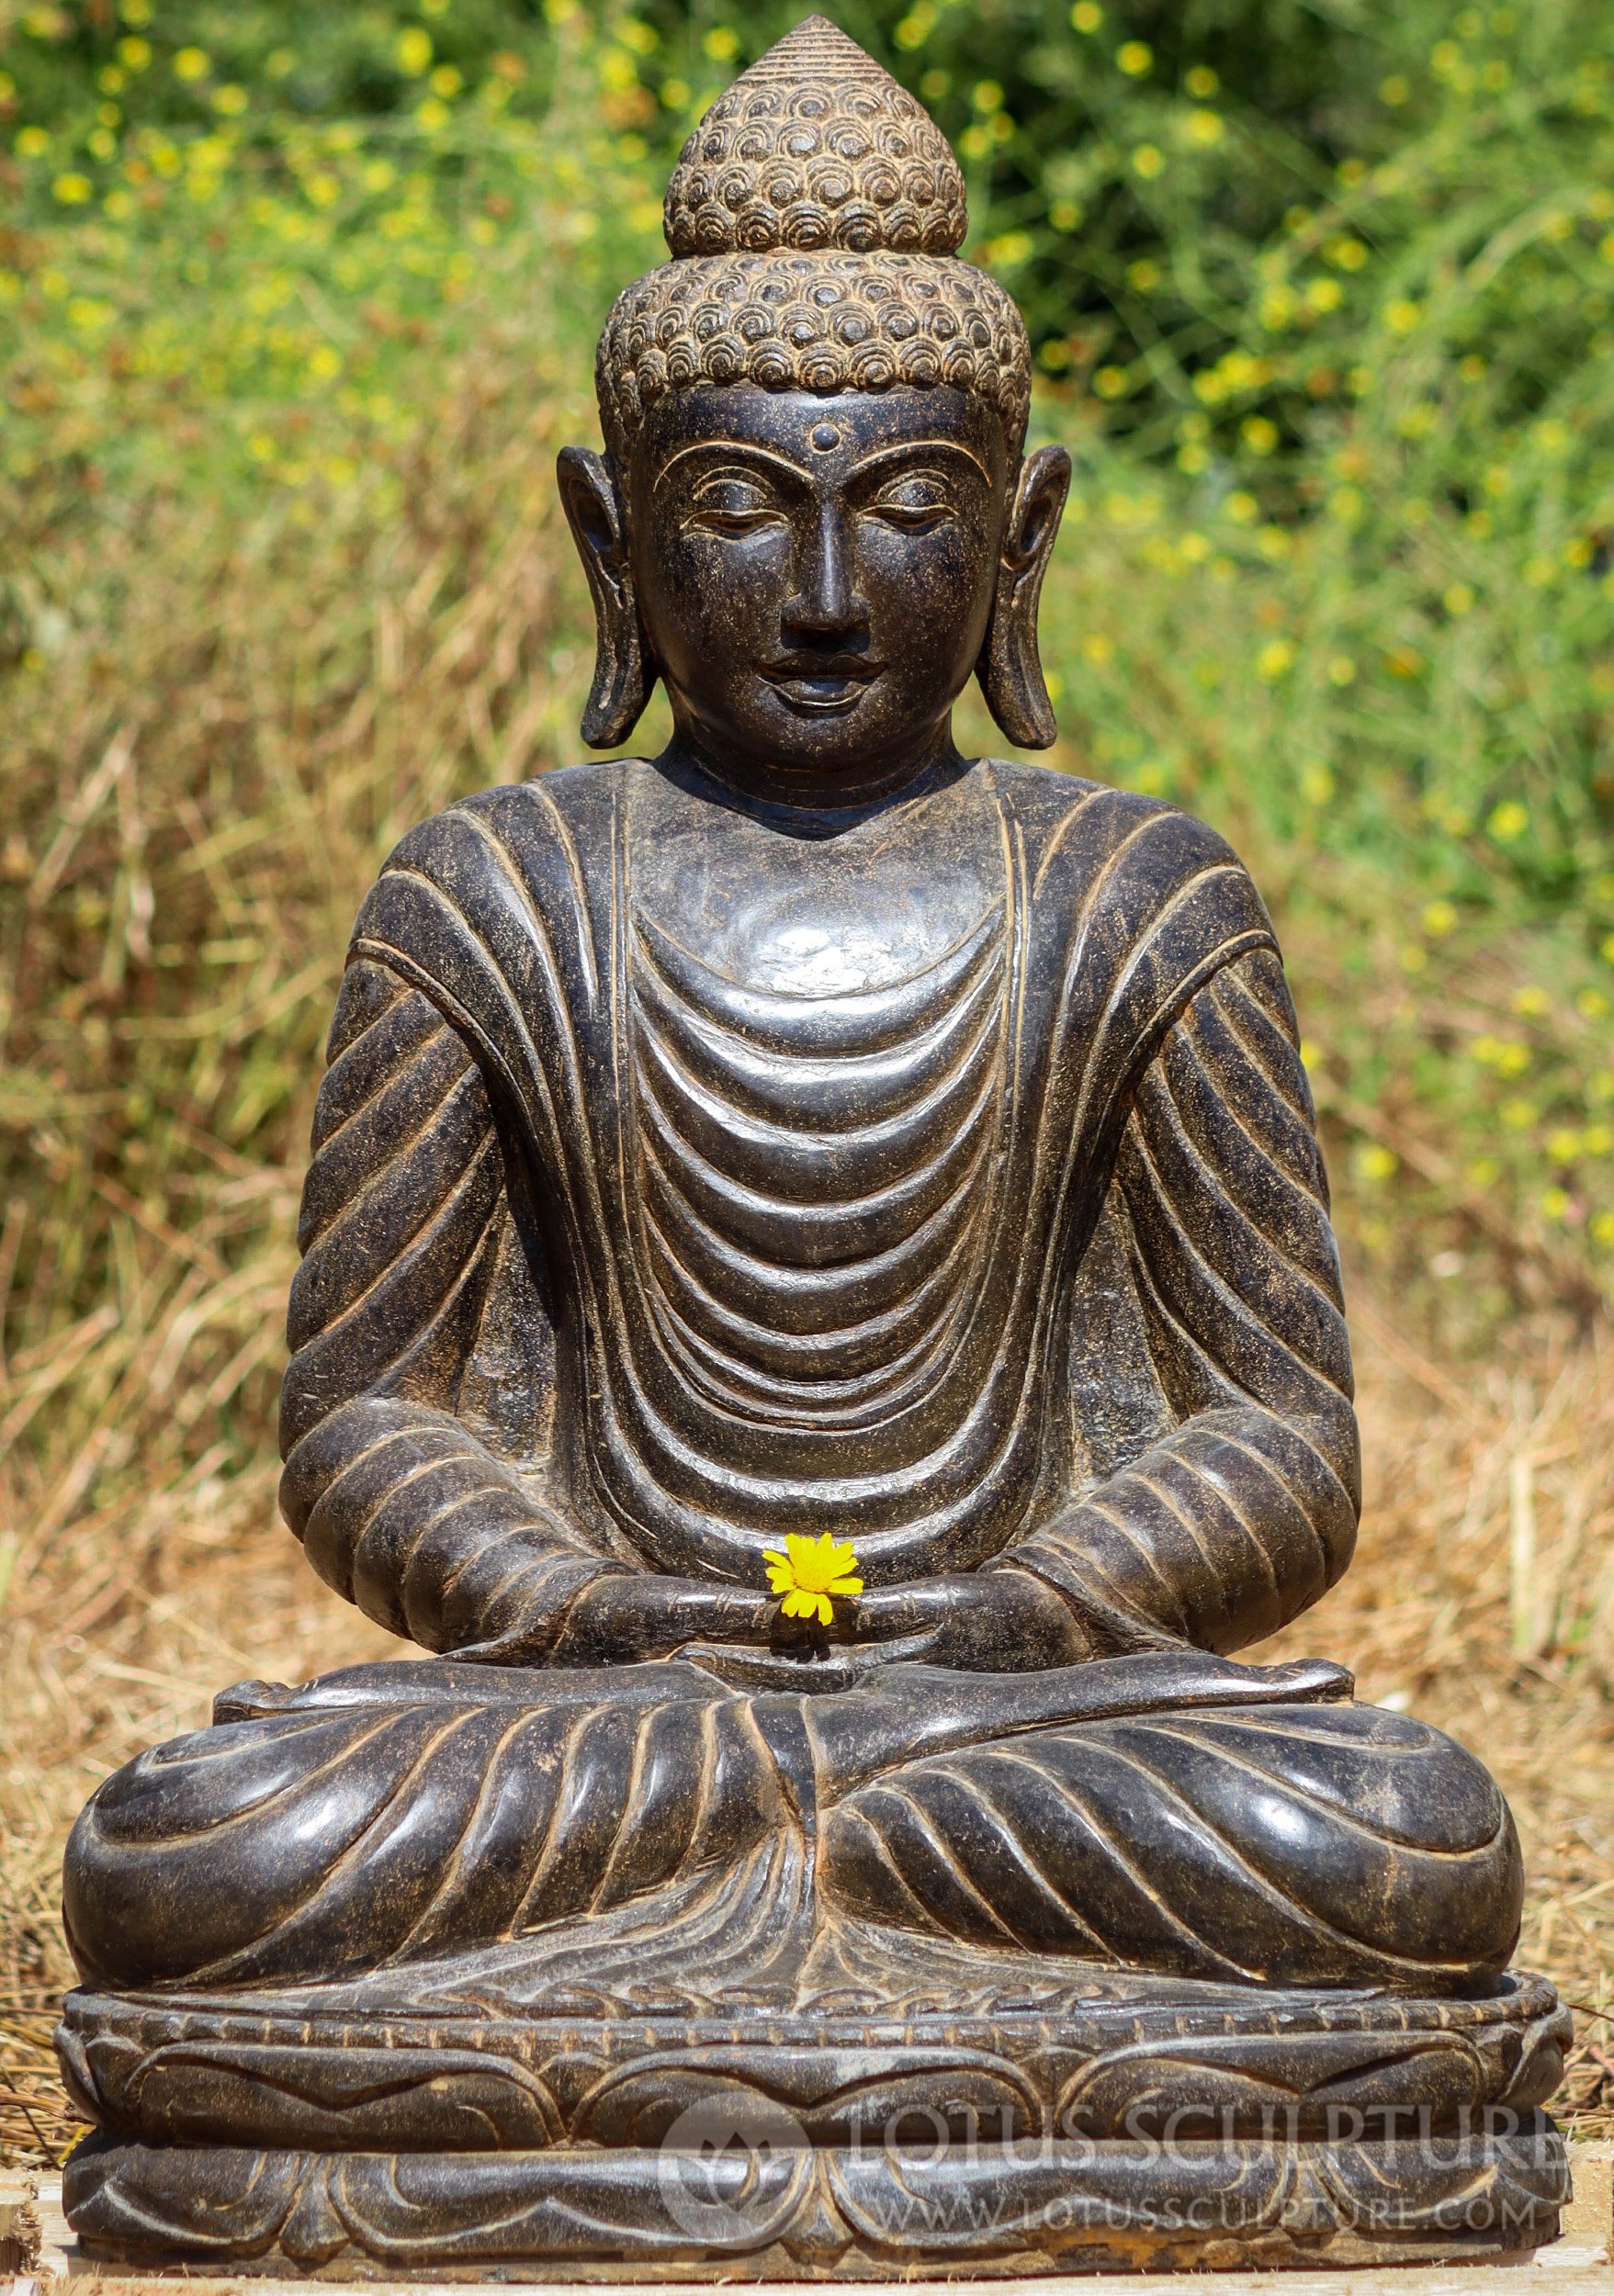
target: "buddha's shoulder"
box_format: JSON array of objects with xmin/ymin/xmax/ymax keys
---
[
  {"xmin": 979, "ymin": 757, "xmax": 1248, "ymax": 876},
  {"xmin": 376, "ymin": 762, "xmax": 632, "ymax": 877}
]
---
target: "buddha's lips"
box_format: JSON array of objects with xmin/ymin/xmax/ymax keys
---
[{"xmin": 759, "ymin": 655, "xmax": 885, "ymax": 715}]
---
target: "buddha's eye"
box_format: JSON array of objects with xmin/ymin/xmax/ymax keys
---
[
  {"xmin": 684, "ymin": 474, "xmax": 784, "ymax": 536},
  {"xmin": 864, "ymin": 472, "xmax": 956, "ymax": 532}
]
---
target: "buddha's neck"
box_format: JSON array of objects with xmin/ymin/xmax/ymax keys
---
[{"xmin": 656, "ymin": 724, "xmax": 969, "ymax": 833}]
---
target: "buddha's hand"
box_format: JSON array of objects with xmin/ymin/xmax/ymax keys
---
[
  {"xmin": 552, "ymin": 1572, "xmax": 777, "ymax": 1665},
  {"xmin": 848, "ymin": 1565, "xmax": 1089, "ymax": 1672}
]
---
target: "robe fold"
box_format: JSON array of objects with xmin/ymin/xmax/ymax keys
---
[{"xmin": 63, "ymin": 759, "xmax": 1518, "ymax": 2005}]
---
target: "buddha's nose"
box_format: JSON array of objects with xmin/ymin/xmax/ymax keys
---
[{"xmin": 783, "ymin": 504, "xmax": 869, "ymax": 638}]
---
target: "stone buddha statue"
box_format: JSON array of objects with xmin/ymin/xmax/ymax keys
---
[{"xmin": 57, "ymin": 21, "xmax": 1566, "ymax": 2276}]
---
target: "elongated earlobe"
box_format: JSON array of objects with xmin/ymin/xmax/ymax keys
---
[
  {"xmin": 557, "ymin": 446, "xmax": 657, "ymax": 748},
  {"xmin": 977, "ymin": 443, "xmax": 1072, "ymax": 750}
]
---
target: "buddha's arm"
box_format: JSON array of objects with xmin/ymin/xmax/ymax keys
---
[
  {"xmin": 277, "ymin": 956, "xmax": 620, "ymax": 1660},
  {"xmin": 280, "ymin": 958, "xmax": 774, "ymax": 1663},
  {"xmin": 1005, "ymin": 944, "xmax": 1360, "ymax": 1656}
]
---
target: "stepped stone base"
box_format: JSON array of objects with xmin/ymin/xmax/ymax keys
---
[{"xmin": 56, "ymin": 1973, "xmax": 1571, "ymax": 2279}]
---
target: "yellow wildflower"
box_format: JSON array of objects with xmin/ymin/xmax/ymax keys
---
[
  {"xmin": 764, "ymin": 1533, "xmax": 863, "ymax": 1627},
  {"xmin": 1354, "ymin": 1143, "xmax": 1398, "ymax": 1183},
  {"xmin": 986, "ymin": 231, "xmax": 1033, "ymax": 267}
]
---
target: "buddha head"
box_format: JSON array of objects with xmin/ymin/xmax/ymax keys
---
[{"xmin": 559, "ymin": 17, "xmax": 1070, "ymax": 795}]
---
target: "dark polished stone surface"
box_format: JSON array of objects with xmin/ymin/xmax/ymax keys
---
[{"xmin": 58, "ymin": 17, "xmax": 1563, "ymax": 2276}]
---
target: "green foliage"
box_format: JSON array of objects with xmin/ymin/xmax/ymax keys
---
[{"xmin": 0, "ymin": 0, "xmax": 1612, "ymax": 1473}]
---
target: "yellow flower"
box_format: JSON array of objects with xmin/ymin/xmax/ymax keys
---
[
  {"xmin": 986, "ymin": 231, "xmax": 1033, "ymax": 267},
  {"xmin": 764, "ymin": 1533, "xmax": 863, "ymax": 1627},
  {"xmin": 1354, "ymin": 1143, "xmax": 1398, "ymax": 1183}
]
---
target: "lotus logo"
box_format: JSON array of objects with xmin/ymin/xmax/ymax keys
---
[{"xmin": 655, "ymin": 2089, "xmax": 809, "ymax": 2245}]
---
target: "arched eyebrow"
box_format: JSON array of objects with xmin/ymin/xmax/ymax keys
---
[
  {"xmin": 849, "ymin": 439, "xmax": 993, "ymax": 485},
  {"xmin": 649, "ymin": 433, "xmax": 995, "ymax": 494},
  {"xmin": 651, "ymin": 441, "xmax": 815, "ymax": 495}
]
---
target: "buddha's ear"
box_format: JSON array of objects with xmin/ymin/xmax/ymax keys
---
[
  {"xmin": 976, "ymin": 443, "xmax": 1071, "ymax": 751},
  {"xmin": 557, "ymin": 445, "xmax": 657, "ymax": 748}
]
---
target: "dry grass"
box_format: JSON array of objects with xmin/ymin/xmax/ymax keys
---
[
  {"xmin": 1266, "ymin": 1298, "xmax": 1614, "ymax": 2138},
  {"xmin": 1, "ymin": 1293, "xmax": 1611, "ymax": 2165}
]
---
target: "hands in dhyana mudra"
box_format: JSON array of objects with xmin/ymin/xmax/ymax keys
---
[{"xmin": 546, "ymin": 1560, "xmax": 1088, "ymax": 1672}]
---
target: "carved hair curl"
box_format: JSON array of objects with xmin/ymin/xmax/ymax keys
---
[
  {"xmin": 593, "ymin": 17, "xmax": 1033, "ymax": 465},
  {"xmin": 596, "ymin": 252, "xmax": 1030, "ymax": 466}
]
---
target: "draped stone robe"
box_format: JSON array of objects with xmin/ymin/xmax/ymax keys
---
[{"xmin": 63, "ymin": 759, "xmax": 1522, "ymax": 2005}]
